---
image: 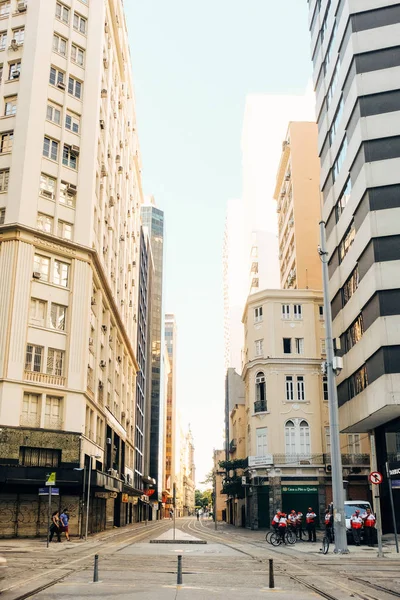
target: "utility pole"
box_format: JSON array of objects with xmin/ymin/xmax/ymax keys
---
[
  {"xmin": 319, "ymin": 221, "xmax": 348, "ymax": 554},
  {"xmin": 370, "ymin": 432, "xmax": 384, "ymax": 558}
]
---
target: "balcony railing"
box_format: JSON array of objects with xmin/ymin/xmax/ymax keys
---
[
  {"xmin": 273, "ymin": 454, "xmax": 323, "ymax": 466},
  {"xmin": 324, "ymin": 453, "xmax": 370, "ymax": 466},
  {"xmin": 20, "ymin": 414, "xmax": 40, "ymax": 428},
  {"xmin": 44, "ymin": 417, "xmax": 63, "ymax": 430},
  {"xmin": 254, "ymin": 400, "xmax": 267, "ymax": 413},
  {"xmin": 24, "ymin": 370, "xmax": 66, "ymax": 387},
  {"xmin": 229, "ymin": 439, "xmax": 237, "ymax": 453}
]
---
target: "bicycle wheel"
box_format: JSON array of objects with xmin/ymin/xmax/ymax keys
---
[
  {"xmin": 270, "ymin": 532, "xmax": 282, "ymax": 546},
  {"xmin": 265, "ymin": 531, "xmax": 274, "ymax": 544},
  {"xmin": 322, "ymin": 535, "xmax": 329, "ymax": 554},
  {"xmin": 285, "ymin": 530, "xmax": 296, "ymax": 545}
]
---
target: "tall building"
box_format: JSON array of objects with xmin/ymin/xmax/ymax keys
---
[
  {"xmin": 163, "ymin": 314, "xmax": 177, "ymax": 511},
  {"xmin": 175, "ymin": 421, "xmax": 196, "ymax": 516},
  {"xmin": 0, "ymin": 0, "xmax": 146, "ymax": 536},
  {"xmin": 308, "ymin": 0, "xmax": 400, "ymax": 529},
  {"xmin": 273, "ymin": 122, "xmax": 322, "ymax": 290},
  {"xmin": 141, "ymin": 198, "xmax": 165, "ymax": 515}
]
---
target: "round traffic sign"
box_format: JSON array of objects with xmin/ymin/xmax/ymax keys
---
[{"xmin": 369, "ymin": 471, "xmax": 383, "ymax": 485}]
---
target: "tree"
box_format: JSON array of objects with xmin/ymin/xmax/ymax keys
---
[{"xmin": 195, "ymin": 488, "xmax": 213, "ymax": 509}]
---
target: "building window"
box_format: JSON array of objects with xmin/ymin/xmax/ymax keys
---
[
  {"xmin": 293, "ymin": 304, "xmax": 302, "ymax": 319},
  {"xmin": 285, "ymin": 419, "xmax": 310, "ymax": 457},
  {"xmin": 55, "ymin": 2, "xmax": 69, "ymax": 23},
  {"xmin": 283, "ymin": 338, "xmax": 292, "ymax": 354},
  {"xmin": 0, "ymin": 130, "xmax": 13, "ymax": 153},
  {"xmin": 0, "ymin": 207, "xmax": 5, "ymax": 223},
  {"xmin": 19, "ymin": 447, "xmax": 60, "ymax": 468},
  {"xmin": 73, "ymin": 12, "xmax": 87, "ymax": 34},
  {"xmin": 29, "ymin": 298, "xmax": 46, "ymax": 327},
  {"xmin": 0, "ymin": 31, "xmax": 7, "ymax": 50},
  {"xmin": 4, "ymin": 95, "xmax": 17, "ymax": 116},
  {"xmin": 0, "ymin": 168, "xmax": 8, "ymax": 192},
  {"xmin": 329, "ymin": 96, "xmax": 344, "ymax": 146},
  {"xmin": 59, "ymin": 181, "xmax": 76, "ymax": 207},
  {"xmin": 43, "ymin": 137, "xmax": 59, "ymax": 161},
  {"xmin": 9, "ymin": 61, "xmax": 21, "ymax": 79},
  {"xmin": 47, "ymin": 348, "xmax": 64, "ymax": 376},
  {"xmin": 44, "ymin": 396, "xmax": 62, "ymax": 428},
  {"xmin": 22, "ymin": 393, "xmax": 40, "ymax": 427},
  {"xmin": 256, "ymin": 427, "xmax": 268, "ymax": 457},
  {"xmin": 319, "ymin": 305, "xmax": 324, "ymax": 319},
  {"xmin": 348, "ymin": 365, "xmax": 368, "ymax": 400},
  {"xmin": 53, "ymin": 259, "xmax": 69, "ymax": 287},
  {"xmin": 65, "ymin": 111, "xmax": 80, "ymax": 134},
  {"xmin": 326, "ymin": 60, "xmax": 340, "ymax": 108},
  {"xmin": 46, "ymin": 103, "xmax": 61, "ymax": 125},
  {"xmin": 295, "ymin": 338, "xmax": 304, "ymax": 354},
  {"xmin": 320, "ymin": 338, "xmax": 326, "ymax": 355},
  {"xmin": 325, "ymin": 426, "xmax": 331, "ymax": 453},
  {"xmin": 339, "ymin": 220, "xmax": 355, "ymax": 262},
  {"xmin": 62, "ymin": 145, "xmax": 77, "ymax": 169},
  {"xmin": 37, "ymin": 213, "xmax": 53, "ymax": 234},
  {"xmin": 0, "ymin": 1, "xmax": 10, "ymax": 18},
  {"xmin": 323, "ymin": 376, "xmax": 329, "ymax": 401},
  {"xmin": 57, "ymin": 220, "xmax": 73, "ymax": 240},
  {"xmin": 348, "ymin": 433, "xmax": 361, "ymax": 455},
  {"xmin": 49, "ymin": 66, "xmax": 65, "ymax": 87},
  {"xmin": 255, "ymin": 339, "xmax": 263, "ymax": 356},
  {"xmin": 0, "ymin": 64, "xmax": 3, "ymax": 84},
  {"xmin": 297, "ymin": 376, "xmax": 305, "ymax": 401},
  {"xmin": 71, "ymin": 44, "xmax": 84, "ymax": 66},
  {"xmin": 285, "ymin": 375, "xmax": 294, "ymax": 401},
  {"xmin": 68, "ymin": 76, "xmax": 82, "ymax": 99},
  {"xmin": 33, "ymin": 254, "xmax": 50, "ymax": 281},
  {"xmin": 50, "ymin": 303, "xmax": 66, "ymax": 331},
  {"xmin": 345, "ymin": 314, "xmax": 364, "ymax": 352},
  {"xmin": 335, "ymin": 178, "xmax": 352, "ymax": 222},
  {"xmin": 255, "ymin": 371, "xmax": 266, "ymax": 412},
  {"xmin": 12, "ymin": 27, "xmax": 24, "ymax": 45},
  {"xmin": 282, "ymin": 304, "xmax": 290, "ymax": 319},
  {"xmin": 342, "ymin": 266, "xmax": 359, "ymax": 306},
  {"xmin": 25, "ymin": 344, "xmax": 43, "ymax": 372},
  {"xmin": 332, "ymin": 136, "xmax": 348, "ymax": 182},
  {"xmin": 39, "ymin": 174, "xmax": 56, "ymax": 199},
  {"xmin": 254, "ymin": 306, "xmax": 263, "ymax": 323},
  {"xmin": 53, "ymin": 34, "xmax": 67, "ymax": 57}
]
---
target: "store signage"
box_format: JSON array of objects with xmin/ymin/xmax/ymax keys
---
[
  {"xmin": 122, "ymin": 493, "xmax": 129, "ymax": 503},
  {"xmin": 38, "ymin": 487, "xmax": 59, "ymax": 496},
  {"xmin": 141, "ymin": 495, "xmax": 150, "ymax": 503},
  {"xmin": 248, "ymin": 455, "xmax": 273, "ymax": 467},
  {"xmin": 95, "ymin": 491, "xmax": 118, "ymax": 499},
  {"xmin": 388, "ymin": 463, "xmax": 400, "ymax": 477},
  {"xmin": 391, "ymin": 479, "xmax": 400, "ymax": 489},
  {"xmin": 282, "ymin": 486, "xmax": 318, "ymax": 494}
]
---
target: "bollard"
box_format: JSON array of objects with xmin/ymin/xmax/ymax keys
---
[
  {"xmin": 177, "ymin": 554, "xmax": 183, "ymax": 585},
  {"xmin": 269, "ymin": 559, "xmax": 274, "ymax": 589},
  {"xmin": 93, "ymin": 554, "xmax": 99, "ymax": 583}
]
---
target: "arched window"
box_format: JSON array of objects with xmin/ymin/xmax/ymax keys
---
[
  {"xmin": 285, "ymin": 419, "xmax": 311, "ymax": 457},
  {"xmin": 255, "ymin": 372, "xmax": 266, "ymax": 412}
]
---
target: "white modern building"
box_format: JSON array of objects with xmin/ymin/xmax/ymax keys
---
[
  {"xmin": 308, "ymin": 0, "xmax": 400, "ymax": 530},
  {"xmin": 0, "ymin": 0, "xmax": 146, "ymax": 536}
]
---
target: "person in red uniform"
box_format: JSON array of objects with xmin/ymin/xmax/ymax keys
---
[
  {"xmin": 350, "ymin": 509, "xmax": 363, "ymax": 546},
  {"xmin": 362, "ymin": 508, "xmax": 376, "ymax": 547},
  {"xmin": 306, "ymin": 507, "xmax": 317, "ymax": 542},
  {"xmin": 271, "ymin": 510, "xmax": 281, "ymax": 533},
  {"xmin": 278, "ymin": 512, "xmax": 288, "ymax": 543},
  {"xmin": 288, "ymin": 510, "xmax": 297, "ymax": 535},
  {"xmin": 324, "ymin": 507, "xmax": 334, "ymax": 542}
]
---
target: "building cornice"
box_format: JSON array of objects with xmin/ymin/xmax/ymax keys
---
[
  {"xmin": 242, "ymin": 288, "xmax": 324, "ymax": 322},
  {"xmin": 242, "ymin": 357, "xmax": 323, "ymax": 379}
]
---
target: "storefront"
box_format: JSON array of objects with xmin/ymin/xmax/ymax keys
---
[{"xmin": 281, "ymin": 485, "xmax": 320, "ymax": 525}]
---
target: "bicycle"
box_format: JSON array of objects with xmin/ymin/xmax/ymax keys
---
[
  {"xmin": 270, "ymin": 529, "xmax": 296, "ymax": 546},
  {"xmin": 321, "ymin": 529, "xmax": 334, "ymax": 554}
]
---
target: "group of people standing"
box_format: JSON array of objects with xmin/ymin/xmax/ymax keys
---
[
  {"xmin": 271, "ymin": 507, "xmax": 318, "ymax": 542},
  {"xmin": 324, "ymin": 506, "xmax": 376, "ymax": 546},
  {"xmin": 49, "ymin": 508, "xmax": 70, "ymax": 543}
]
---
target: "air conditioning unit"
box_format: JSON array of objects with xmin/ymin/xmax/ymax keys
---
[
  {"xmin": 101, "ymin": 325, "xmax": 107, "ymax": 333},
  {"xmin": 101, "ymin": 88, "xmax": 107, "ymax": 98},
  {"xmin": 106, "ymin": 437, "xmax": 112, "ymax": 445},
  {"xmin": 70, "ymin": 145, "xmax": 80, "ymax": 156},
  {"xmin": 98, "ymin": 380, "xmax": 104, "ymax": 390},
  {"xmin": 99, "ymin": 360, "xmax": 106, "ymax": 368},
  {"xmin": 41, "ymin": 190, "xmax": 54, "ymax": 200},
  {"xmin": 132, "ymin": 261, "xmax": 136, "ymax": 267},
  {"xmin": 12, "ymin": 71, "xmax": 20, "ymax": 79},
  {"xmin": 116, "ymin": 155, "xmax": 121, "ymax": 163},
  {"xmin": 118, "ymin": 166, "xmax": 123, "ymax": 174},
  {"xmin": 57, "ymin": 81, "xmax": 66, "ymax": 90},
  {"xmin": 100, "ymin": 119, "xmax": 105, "ymax": 130},
  {"xmin": 33, "ymin": 271, "xmax": 41, "ymax": 279},
  {"xmin": 109, "ymin": 196, "xmax": 115, "ymax": 207},
  {"xmin": 89, "ymin": 337, "xmax": 94, "ymax": 346},
  {"xmin": 9, "ymin": 39, "xmax": 18, "ymax": 51},
  {"xmin": 325, "ymin": 464, "xmax": 332, "ymax": 474},
  {"xmin": 17, "ymin": 1, "xmax": 27, "ymax": 12},
  {"xmin": 129, "ymin": 301, "xmax": 132, "ymax": 307},
  {"xmin": 67, "ymin": 184, "xmax": 77, "ymax": 195}
]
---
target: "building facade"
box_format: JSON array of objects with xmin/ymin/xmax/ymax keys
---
[
  {"xmin": 308, "ymin": 0, "xmax": 400, "ymax": 529},
  {"xmin": 0, "ymin": 0, "xmax": 146, "ymax": 536},
  {"xmin": 273, "ymin": 121, "xmax": 322, "ymax": 290},
  {"xmin": 141, "ymin": 199, "xmax": 165, "ymax": 517},
  {"xmin": 242, "ymin": 289, "xmax": 369, "ymax": 528},
  {"xmin": 163, "ymin": 314, "xmax": 177, "ymax": 512}
]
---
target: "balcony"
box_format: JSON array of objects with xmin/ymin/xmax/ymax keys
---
[
  {"xmin": 229, "ymin": 439, "xmax": 237, "ymax": 453},
  {"xmin": 274, "ymin": 454, "xmax": 324, "ymax": 466},
  {"xmin": 254, "ymin": 400, "xmax": 267, "ymax": 414},
  {"xmin": 20, "ymin": 414, "xmax": 40, "ymax": 428},
  {"xmin": 324, "ymin": 453, "xmax": 370, "ymax": 466},
  {"xmin": 24, "ymin": 370, "xmax": 66, "ymax": 387}
]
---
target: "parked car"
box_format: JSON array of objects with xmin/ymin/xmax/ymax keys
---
[{"xmin": 344, "ymin": 500, "xmax": 377, "ymax": 544}]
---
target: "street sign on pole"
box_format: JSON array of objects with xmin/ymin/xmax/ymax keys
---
[
  {"xmin": 39, "ymin": 487, "xmax": 59, "ymax": 496},
  {"xmin": 369, "ymin": 471, "xmax": 383, "ymax": 485},
  {"xmin": 45, "ymin": 472, "xmax": 56, "ymax": 486}
]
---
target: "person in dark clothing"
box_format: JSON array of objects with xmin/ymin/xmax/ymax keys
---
[{"xmin": 49, "ymin": 510, "xmax": 61, "ymax": 542}]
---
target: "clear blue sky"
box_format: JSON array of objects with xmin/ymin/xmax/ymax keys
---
[{"xmin": 125, "ymin": 0, "xmax": 312, "ymax": 485}]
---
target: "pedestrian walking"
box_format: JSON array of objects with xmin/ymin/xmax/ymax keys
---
[
  {"xmin": 362, "ymin": 508, "xmax": 376, "ymax": 547},
  {"xmin": 324, "ymin": 508, "xmax": 334, "ymax": 543},
  {"xmin": 59, "ymin": 508, "xmax": 70, "ymax": 541},
  {"xmin": 278, "ymin": 512, "xmax": 288, "ymax": 543},
  {"xmin": 49, "ymin": 510, "xmax": 61, "ymax": 543},
  {"xmin": 306, "ymin": 507, "xmax": 317, "ymax": 542},
  {"xmin": 169, "ymin": 508, "xmax": 174, "ymax": 520},
  {"xmin": 196, "ymin": 509, "xmax": 200, "ymax": 521},
  {"xmin": 350, "ymin": 510, "xmax": 363, "ymax": 546},
  {"xmin": 296, "ymin": 511, "xmax": 304, "ymax": 540}
]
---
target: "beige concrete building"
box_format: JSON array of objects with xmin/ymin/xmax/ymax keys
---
[
  {"xmin": 226, "ymin": 402, "xmax": 247, "ymax": 526},
  {"xmin": 274, "ymin": 122, "xmax": 322, "ymax": 291},
  {"xmin": 175, "ymin": 421, "xmax": 196, "ymax": 516},
  {"xmin": 242, "ymin": 289, "xmax": 369, "ymax": 528},
  {"xmin": 213, "ymin": 448, "xmax": 226, "ymax": 522},
  {"xmin": 0, "ymin": 0, "xmax": 146, "ymax": 536}
]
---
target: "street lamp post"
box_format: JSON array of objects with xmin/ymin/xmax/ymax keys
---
[
  {"xmin": 319, "ymin": 221, "xmax": 348, "ymax": 554},
  {"xmin": 85, "ymin": 454, "xmax": 101, "ymax": 541}
]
